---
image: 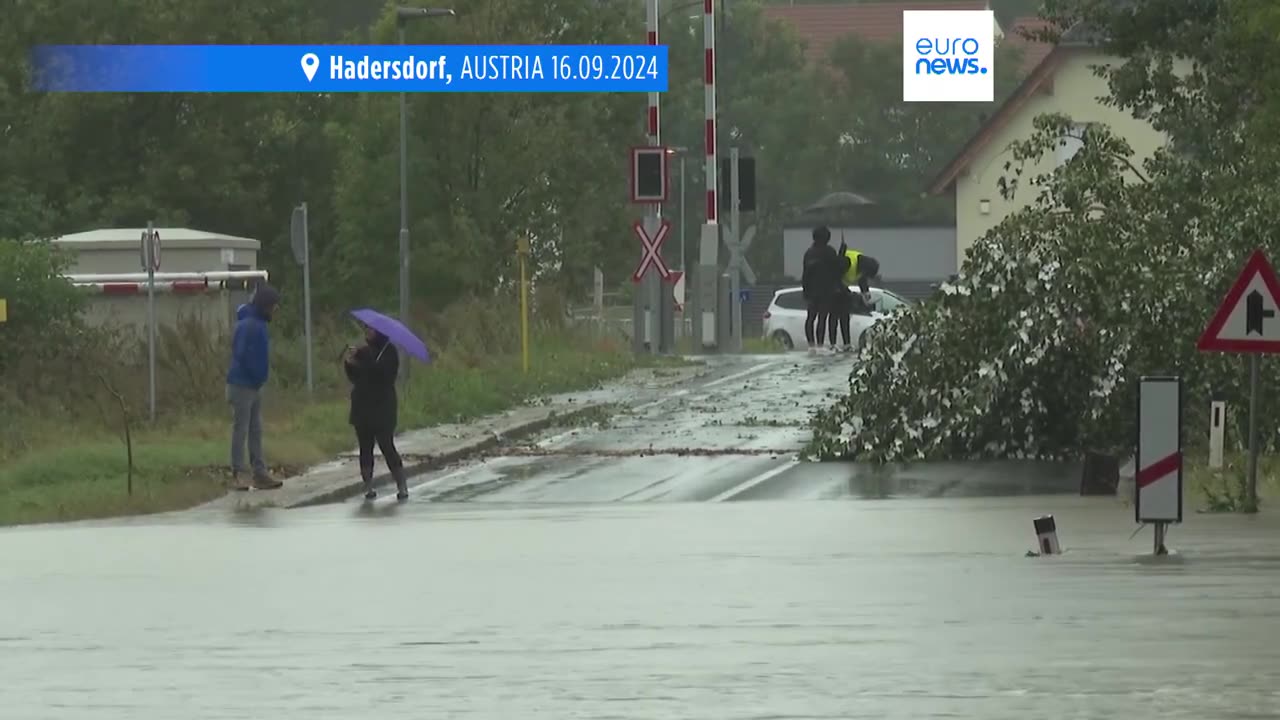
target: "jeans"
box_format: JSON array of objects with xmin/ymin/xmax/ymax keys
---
[{"xmin": 227, "ymin": 383, "xmax": 266, "ymax": 476}]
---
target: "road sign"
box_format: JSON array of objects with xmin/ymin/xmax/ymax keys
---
[
  {"xmin": 1198, "ymin": 249, "xmax": 1280, "ymax": 353},
  {"xmin": 629, "ymin": 146, "xmax": 669, "ymax": 204},
  {"xmin": 139, "ymin": 229, "xmax": 161, "ymax": 272},
  {"xmin": 1135, "ymin": 376, "xmax": 1183, "ymax": 525},
  {"xmin": 724, "ymin": 224, "xmax": 757, "ymax": 285},
  {"xmin": 631, "ymin": 218, "xmax": 672, "ymax": 283}
]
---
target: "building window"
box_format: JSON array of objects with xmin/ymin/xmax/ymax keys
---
[{"xmin": 1056, "ymin": 123, "xmax": 1089, "ymax": 167}]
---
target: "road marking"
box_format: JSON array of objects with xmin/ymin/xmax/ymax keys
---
[
  {"xmin": 701, "ymin": 360, "xmax": 784, "ymax": 389},
  {"xmin": 406, "ymin": 465, "xmax": 478, "ymax": 494},
  {"xmin": 707, "ymin": 460, "xmax": 800, "ymax": 502}
]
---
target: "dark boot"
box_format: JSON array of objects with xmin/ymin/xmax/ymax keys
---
[
  {"xmin": 361, "ymin": 463, "xmax": 376, "ymax": 500},
  {"xmin": 392, "ymin": 466, "xmax": 408, "ymax": 501}
]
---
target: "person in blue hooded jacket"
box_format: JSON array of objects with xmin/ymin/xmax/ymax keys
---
[{"xmin": 226, "ymin": 285, "xmax": 283, "ymax": 490}]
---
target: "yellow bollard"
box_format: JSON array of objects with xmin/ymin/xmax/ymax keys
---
[
  {"xmin": 0, "ymin": 298, "xmax": 7, "ymax": 323},
  {"xmin": 517, "ymin": 237, "xmax": 530, "ymax": 374}
]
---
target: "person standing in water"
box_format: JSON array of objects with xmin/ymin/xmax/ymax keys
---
[
  {"xmin": 801, "ymin": 226, "xmax": 840, "ymax": 355},
  {"xmin": 344, "ymin": 324, "xmax": 409, "ymax": 501}
]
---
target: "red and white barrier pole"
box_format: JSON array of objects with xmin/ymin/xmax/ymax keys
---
[
  {"xmin": 703, "ymin": 0, "xmax": 717, "ymax": 224},
  {"xmin": 76, "ymin": 279, "xmax": 255, "ymax": 295},
  {"xmin": 647, "ymin": 0, "xmax": 660, "ymax": 155},
  {"xmin": 65, "ymin": 270, "xmax": 269, "ymax": 284}
]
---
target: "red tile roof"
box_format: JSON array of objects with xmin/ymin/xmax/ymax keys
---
[
  {"xmin": 763, "ymin": 1, "xmax": 992, "ymax": 64},
  {"xmin": 1003, "ymin": 16, "xmax": 1056, "ymax": 76}
]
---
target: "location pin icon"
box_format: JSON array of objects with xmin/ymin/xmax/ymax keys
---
[{"xmin": 300, "ymin": 53, "xmax": 319, "ymax": 82}]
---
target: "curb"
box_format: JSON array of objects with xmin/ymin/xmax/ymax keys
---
[{"xmin": 287, "ymin": 402, "xmax": 610, "ymax": 509}]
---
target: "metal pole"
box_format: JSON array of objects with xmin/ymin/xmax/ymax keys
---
[
  {"xmin": 398, "ymin": 23, "xmax": 411, "ymax": 381},
  {"xmin": 146, "ymin": 221, "xmax": 156, "ymax": 422},
  {"xmin": 1246, "ymin": 353, "xmax": 1261, "ymax": 512},
  {"xmin": 519, "ymin": 241, "xmax": 530, "ymax": 373},
  {"xmin": 1153, "ymin": 522, "xmax": 1167, "ymax": 555},
  {"xmin": 730, "ymin": 147, "xmax": 742, "ymax": 352},
  {"xmin": 301, "ymin": 202, "xmax": 314, "ymax": 397},
  {"xmin": 645, "ymin": 0, "xmax": 662, "ymax": 354},
  {"xmin": 680, "ymin": 155, "xmax": 686, "ymax": 271}
]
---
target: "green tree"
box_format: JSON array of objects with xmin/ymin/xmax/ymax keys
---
[{"xmin": 810, "ymin": 0, "xmax": 1280, "ymax": 464}]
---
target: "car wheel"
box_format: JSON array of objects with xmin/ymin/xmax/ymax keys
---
[{"xmin": 771, "ymin": 330, "xmax": 794, "ymax": 350}]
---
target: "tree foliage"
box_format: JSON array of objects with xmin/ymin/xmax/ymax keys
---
[
  {"xmin": 0, "ymin": 239, "xmax": 84, "ymax": 371},
  {"xmin": 810, "ymin": 0, "xmax": 1280, "ymax": 464},
  {"xmin": 2, "ymin": 0, "xmax": 1042, "ymax": 320}
]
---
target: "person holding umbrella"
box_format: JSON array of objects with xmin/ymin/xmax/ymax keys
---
[{"xmin": 344, "ymin": 308, "xmax": 431, "ymax": 501}]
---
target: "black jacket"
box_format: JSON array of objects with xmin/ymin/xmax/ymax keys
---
[
  {"xmin": 345, "ymin": 338, "xmax": 399, "ymax": 432},
  {"xmin": 801, "ymin": 244, "xmax": 840, "ymax": 303}
]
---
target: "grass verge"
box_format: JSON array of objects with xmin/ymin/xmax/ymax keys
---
[
  {"xmin": 1184, "ymin": 450, "xmax": 1280, "ymax": 513},
  {"xmin": 0, "ymin": 304, "xmax": 685, "ymax": 527}
]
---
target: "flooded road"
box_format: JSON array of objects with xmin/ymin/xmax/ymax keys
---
[
  {"xmin": 4, "ymin": 498, "xmax": 1280, "ymax": 718},
  {"xmin": 5, "ymin": 354, "xmax": 1280, "ymax": 717}
]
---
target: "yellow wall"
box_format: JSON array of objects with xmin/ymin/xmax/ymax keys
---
[{"xmin": 951, "ymin": 50, "xmax": 1185, "ymax": 270}]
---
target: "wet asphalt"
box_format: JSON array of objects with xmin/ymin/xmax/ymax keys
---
[{"xmin": 3, "ymin": 352, "xmax": 1279, "ymax": 718}]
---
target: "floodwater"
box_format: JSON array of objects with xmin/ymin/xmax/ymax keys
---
[
  {"xmin": 4, "ymin": 496, "xmax": 1280, "ymax": 718},
  {"xmin": 5, "ymin": 354, "xmax": 1280, "ymax": 717}
]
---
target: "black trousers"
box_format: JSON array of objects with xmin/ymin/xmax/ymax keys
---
[
  {"xmin": 827, "ymin": 296, "xmax": 852, "ymax": 346},
  {"xmin": 804, "ymin": 302, "xmax": 828, "ymax": 346},
  {"xmin": 356, "ymin": 425, "xmax": 404, "ymax": 471}
]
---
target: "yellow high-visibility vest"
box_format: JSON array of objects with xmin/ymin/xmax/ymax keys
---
[{"xmin": 841, "ymin": 249, "xmax": 862, "ymax": 285}]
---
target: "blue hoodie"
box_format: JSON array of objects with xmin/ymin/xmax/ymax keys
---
[{"xmin": 227, "ymin": 286, "xmax": 279, "ymax": 389}]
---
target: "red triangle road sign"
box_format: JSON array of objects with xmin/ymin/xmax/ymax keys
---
[{"xmin": 1198, "ymin": 249, "xmax": 1280, "ymax": 353}]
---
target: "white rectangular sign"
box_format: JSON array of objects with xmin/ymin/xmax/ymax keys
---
[{"xmin": 1135, "ymin": 376, "xmax": 1183, "ymax": 524}]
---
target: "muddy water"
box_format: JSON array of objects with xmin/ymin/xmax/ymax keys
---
[{"xmin": 3, "ymin": 496, "xmax": 1280, "ymax": 718}]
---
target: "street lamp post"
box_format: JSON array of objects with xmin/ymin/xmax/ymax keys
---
[{"xmin": 396, "ymin": 6, "xmax": 456, "ymax": 338}]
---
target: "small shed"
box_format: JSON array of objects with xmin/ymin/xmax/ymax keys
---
[
  {"xmin": 53, "ymin": 227, "xmax": 260, "ymax": 274},
  {"xmin": 52, "ymin": 227, "xmax": 264, "ymax": 337}
]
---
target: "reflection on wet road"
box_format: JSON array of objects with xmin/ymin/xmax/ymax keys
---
[
  {"xmin": 5, "ymin": 354, "xmax": 1280, "ymax": 717},
  {"xmin": 395, "ymin": 354, "xmax": 1082, "ymax": 504},
  {"xmin": 4, "ymin": 498, "xmax": 1280, "ymax": 718}
]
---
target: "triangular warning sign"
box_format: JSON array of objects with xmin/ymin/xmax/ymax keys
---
[{"xmin": 1198, "ymin": 249, "xmax": 1280, "ymax": 353}]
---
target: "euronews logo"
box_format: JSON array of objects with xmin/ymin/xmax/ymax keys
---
[
  {"xmin": 902, "ymin": 10, "xmax": 994, "ymax": 102},
  {"xmin": 913, "ymin": 38, "xmax": 988, "ymax": 76}
]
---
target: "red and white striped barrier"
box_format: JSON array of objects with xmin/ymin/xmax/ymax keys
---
[
  {"xmin": 66, "ymin": 270, "xmax": 269, "ymax": 284},
  {"xmin": 703, "ymin": 0, "xmax": 717, "ymax": 223},
  {"xmin": 68, "ymin": 270, "xmax": 270, "ymax": 295},
  {"xmin": 646, "ymin": 0, "xmax": 660, "ymax": 151},
  {"xmin": 80, "ymin": 280, "xmax": 241, "ymax": 295}
]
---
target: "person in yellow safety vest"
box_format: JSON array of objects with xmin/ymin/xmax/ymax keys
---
[
  {"xmin": 837, "ymin": 241, "xmax": 880, "ymax": 301},
  {"xmin": 825, "ymin": 242, "xmax": 882, "ymax": 352}
]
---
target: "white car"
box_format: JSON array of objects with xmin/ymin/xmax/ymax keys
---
[{"xmin": 762, "ymin": 286, "xmax": 911, "ymax": 350}]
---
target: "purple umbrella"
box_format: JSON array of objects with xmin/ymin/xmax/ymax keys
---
[{"xmin": 350, "ymin": 308, "xmax": 430, "ymax": 363}]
